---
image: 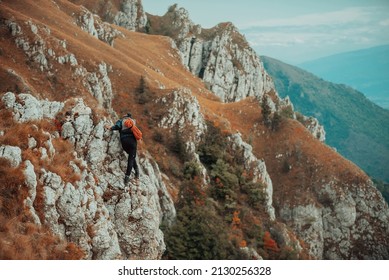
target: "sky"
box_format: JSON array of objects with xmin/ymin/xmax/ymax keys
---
[{"xmin": 141, "ymin": 0, "xmax": 389, "ymax": 64}]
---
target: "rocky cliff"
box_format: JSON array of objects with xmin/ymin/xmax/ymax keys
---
[
  {"xmin": 69, "ymin": 0, "xmax": 147, "ymax": 32},
  {"xmin": 146, "ymin": 4, "xmax": 274, "ymax": 103},
  {"xmin": 1, "ymin": 91, "xmax": 173, "ymax": 259},
  {"xmin": 0, "ymin": 0, "xmax": 388, "ymax": 260}
]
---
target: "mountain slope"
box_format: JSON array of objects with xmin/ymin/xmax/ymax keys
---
[
  {"xmin": 299, "ymin": 45, "xmax": 389, "ymax": 109},
  {"xmin": 0, "ymin": 0, "xmax": 388, "ymax": 260},
  {"xmin": 262, "ymin": 55, "xmax": 389, "ymax": 182}
]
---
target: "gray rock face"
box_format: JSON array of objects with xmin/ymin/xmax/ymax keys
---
[
  {"xmin": 229, "ymin": 134, "xmax": 275, "ymax": 220},
  {"xmin": 6, "ymin": 19, "xmax": 50, "ymax": 71},
  {"xmin": 83, "ymin": 62, "xmax": 114, "ymax": 110},
  {"xmin": 148, "ymin": 4, "xmax": 326, "ymax": 141},
  {"xmin": 5, "ymin": 15, "xmax": 115, "ymax": 110},
  {"xmin": 1, "ymin": 92, "xmax": 64, "ymax": 122},
  {"xmin": 113, "ymin": 0, "xmax": 147, "ymax": 31},
  {"xmin": 280, "ymin": 181, "xmax": 389, "ymax": 259},
  {"xmin": 302, "ymin": 116, "xmax": 326, "ymax": 142},
  {"xmin": 156, "ymin": 88, "xmax": 206, "ymax": 145},
  {"xmin": 0, "ymin": 145, "xmax": 22, "ymax": 167},
  {"xmin": 280, "ymin": 204, "xmax": 324, "ymax": 258},
  {"xmin": 154, "ymin": 87, "xmax": 208, "ymax": 183},
  {"xmin": 1, "ymin": 93, "xmax": 175, "ymax": 260},
  {"xmin": 77, "ymin": 8, "xmax": 123, "ymax": 46},
  {"xmin": 152, "ymin": 6, "xmax": 275, "ymax": 103},
  {"xmin": 196, "ymin": 28, "xmax": 274, "ymax": 102},
  {"xmin": 5, "ymin": 17, "xmax": 80, "ymax": 79}
]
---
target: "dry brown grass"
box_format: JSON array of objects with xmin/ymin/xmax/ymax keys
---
[
  {"xmin": 0, "ymin": 158, "xmax": 84, "ymax": 259},
  {"xmin": 0, "ymin": 158, "xmax": 27, "ymax": 218},
  {"xmin": 0, "ymin": 107, "xmax": 84, "ymax": 259},
  {"xmin": 0, "ymin": 217, "xmax": 85, "ymax": 260},
  {"xmin": 49, "ymin": 138, "xmax": 82, "ymax": 183},
  {"xmin": 0, "ymin": 120, "xmax": 50, "ymax": 150},
  {"xmin": 0, "ymin": 114, "xmax": 81, "ymax": 184}
]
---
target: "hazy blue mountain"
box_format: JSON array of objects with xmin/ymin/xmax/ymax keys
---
[
  {"xmin": 298, "ymin": 45, "xmax": 389, "ymax": 109},
  {"xmin": 262, "ymin": 56, "xmax": 389, "ymax": 182}
]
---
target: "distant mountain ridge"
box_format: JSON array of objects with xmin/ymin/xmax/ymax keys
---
[
  {"xmin": 262, "ymin": 56, "xmax": 389, "ymax": 182},
  {"xmin": 299, "ymin": 45, "xmax": 389, "ymax": 109}
]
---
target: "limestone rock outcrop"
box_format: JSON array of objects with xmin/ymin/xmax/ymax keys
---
[
  {"xmin": 76, "ymin": 8, "xmax": 123, "ymax": 46},
  {"xmin": 2, "ymin": 92, "xmax": 64, "ymax": 122},
  {"xmin": 301, "ymin": 116, "xmax": 326, "ymax": 142},
  {"xmin": 113, "ymin": 0, "xmax": 148, "ymax": 31},
  {"xmin": 280, "ymin": 180, "xmax": 389, "ymax": 259},
  {"xmin": 147, "ymin": 5, "xmax": 275, "ymax": 103},
  {"xmin": 0, "ymin": 92, "xmax": 175, "ymax": 260},
  {"xmin": 229, "ymin": 134, "xmax": 275, "ymax": 220},
  {"xmin": 68, "ymin": 0, "xmax": 147, "ymax": 32}
]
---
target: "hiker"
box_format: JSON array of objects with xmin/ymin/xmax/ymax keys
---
[{"xmin": 106, "ymin": 113, "xmax": 141, "ymax": 186}]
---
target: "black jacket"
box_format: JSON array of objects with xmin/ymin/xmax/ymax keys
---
[{"xmin": 111, "ymin": 119, "xmax": 135, "ymax": 140}]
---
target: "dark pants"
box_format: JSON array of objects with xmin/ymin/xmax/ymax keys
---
[{"xmin": 121, "ymin": 136, "xmax": 139, "ymax": 178}]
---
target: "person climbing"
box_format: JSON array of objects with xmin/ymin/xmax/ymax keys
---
[{"xmin": 106, "ymin": 113, "xmax": 140, "ymax": 186}]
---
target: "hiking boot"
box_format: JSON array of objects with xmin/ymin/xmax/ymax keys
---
[
  {"xmin": 130, "ymin": 177, "xmax": 140, "ymax": 186},
  {"xmin": 124, "ymin": 175, "xmax": 130, "ymax": 185}
]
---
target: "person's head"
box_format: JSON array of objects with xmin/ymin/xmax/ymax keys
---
[{"xmin": 122, "ymin": 112, "xmax": 132, "ymax": 118}]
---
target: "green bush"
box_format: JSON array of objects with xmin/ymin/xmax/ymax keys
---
[
  {"xmin": 163, "ymin": 203, "xmax": 246, "ymax": 260},
  {"xmin": 169, "ymin": 129, "xmax": 190, "ymax": 162},
  {"xmin": 183, "ymin": 160, "xmax": 202, "ymax": 180},
  {"xmin": 271, "ymin": 112, "xmax": 282, "ymax": 131},
  {"xmin": 152, "ymin": 130, "xmax": 164, "ymax": 143},
  {"xmin": 136, "ymin": 76, "xmax": 152, "ymax": 104},
  {"xmin": 279, "ymin": 105, "xmax": 294, "ymax": 119},
  {"xmin": 261, "ymin": 95, "xmax": 272, "ymax": 127},
  {"xmin": 241, "ymin": 182, "xmax": 266, "ymax": 210},
  {"xmin": 198, "ymin": 121, "xmax": 227, "ymax": 167},
  {"xmin": 209, "ymin": 159, "xmax": 239, "ymax": 201}
]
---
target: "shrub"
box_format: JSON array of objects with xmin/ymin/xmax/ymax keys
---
[
  {"xmin": 241, "ymin": 182, "xmax": 266, "ymax": 210},
  {"xmin": 136, "ymin": 76, "xmax": 152, "ymax": 104},
  {"xmin": 168, "ymin": 129, "xmax": 191, "ymax": 162},
  {"xmin": 0, "ymin": 158, "xmax": 26, "ymax": 218},
  {"xmin": 261, "ymin": 95, "xmax": 272, "ymax": 127},
  {"xmin": 271, "ymin": 112, "xmax": 282, "ymax": 131},
  {"xmin": 295, "ymin": 112, "xmax": 305, "ymax": 124},
  {"xmin": 279, "ymin": 105, "xmax": 294, "ymax": 119},
  {"xmin": 178, "ymin": 178, "xmax": 206, "ymax": 207},
  {"xmin": 169, "ymin": 161, "xmax": 182, "ymax": 178},
  {"xmin": 263, "ymin": 231, "xmax": 278, "ymax": 250},
  {"xmin": 183, "ymin": 160, "xmax": 201, "ymax": 180},
  {"xmin": 163, "ymin": 203, "xmax": 245, "ymax": 260},
  {"xmin": 198, "ymin": 121, "xmax": 227, "ymax": 167},
  {"xmin": 209, "ymin": 159, "xmax": 239, "ymax": 201},
  {"xmin": 152, "ymin": 130, "xmax": 164, "ymax": 143}
]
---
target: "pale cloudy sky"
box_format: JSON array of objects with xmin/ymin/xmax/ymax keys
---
[{"xmin": 142, "ymin": 0, "xmax": 389, "ymax": 64}]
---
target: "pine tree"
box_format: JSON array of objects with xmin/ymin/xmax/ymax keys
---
[
  {"xmin": 261, "ymin": 94, "xmax": 272, "ymax": 127},
  {"xmin": 136, "ymin": 75, "xmax": 151, "ymax": 104}
]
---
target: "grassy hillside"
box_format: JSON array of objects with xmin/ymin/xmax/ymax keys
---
[
  {"xmin": 299, "ymin": 45, "xmax": 389, "ymax": 109},
  {"xmin": 262, "ymin": 56, "xmax": 389, "ymax": 182}
]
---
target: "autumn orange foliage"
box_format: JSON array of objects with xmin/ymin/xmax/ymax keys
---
[{"xmin": 263, "ymin": 231, "xmax": 280, "ymax": 252}]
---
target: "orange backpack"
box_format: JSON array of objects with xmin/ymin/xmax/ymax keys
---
[{"xmin": 123, "ymin": 118, "xmax": 143, "ymax": 141}]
